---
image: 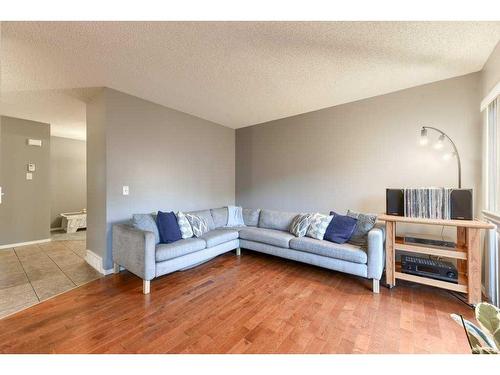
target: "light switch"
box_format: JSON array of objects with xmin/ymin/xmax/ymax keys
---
[
  {"xmin": 28, "ymin": 163, "xmax": 36, "ymax": 172},
  {"xmin": 27, "ymin": 139, "xmax": 42, "ymax": 147},
  {"xmin": 122, "ymin": 186, "xmax": 129, "ymax": 195},
  {"xmin": 26, "ymin": 172, "xmax": 33, "ymax": 180}
]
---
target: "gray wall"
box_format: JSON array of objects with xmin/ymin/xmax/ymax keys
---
[
  {"xmin": 0, "ymin": 116, "xmax": 51, "ymax": 245},
  {"xmin": 481, "ymin": 41, "xmax": 500, "ymax": 98},
  {"xmin": 236, "ymin": 73, "xmax": 482, "ymax": 227},
  {"xmin": 50, "ymin": 136, "xmax": 86, "ymax": 228},
  {"xmin": 87, "ymin": 88, "xmax": 235, "ymax": 269}
]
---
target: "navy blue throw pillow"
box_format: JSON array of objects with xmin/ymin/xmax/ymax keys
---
[
  {"xmin": 323, "ymin": 211, "xmax": 358, "ymax": 244},
  {"xmin": 156, "ymin": 211, "xmax": 182, "ymax": 244}
]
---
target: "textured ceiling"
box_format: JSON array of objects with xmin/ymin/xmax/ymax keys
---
[
  {"xmin": 1, "ymin": 21, "xmax": 500, "ymax": 139},
  {"xmin": 0, "ymin": 88, "xmax": 101, "ymax": 140}
]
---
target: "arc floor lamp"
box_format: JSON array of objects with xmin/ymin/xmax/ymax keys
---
[{"xmin": 419, "ymin": 126, "xmax": 462, "ymax": 188}]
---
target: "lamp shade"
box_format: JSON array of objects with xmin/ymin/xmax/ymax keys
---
[
  {"xmin": 434, "ymin": 134, "xmax": 445, "ymax": 149},
  {"xmin": 419, "ymin": 128, "xmax": 428, "ymax": 145}
]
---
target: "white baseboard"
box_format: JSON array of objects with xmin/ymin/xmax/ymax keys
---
[
  {"xmin": 0, "ymin": 238, "xmax": 51, "ymax": 250},
  {"xmin": 85, "ymin": 249, "xmax": 114, "ymax": 275}
]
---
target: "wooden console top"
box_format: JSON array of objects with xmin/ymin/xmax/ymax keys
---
[{"xmin": 378, "ymin": 214, "xmax": 495, "ymax": 229}]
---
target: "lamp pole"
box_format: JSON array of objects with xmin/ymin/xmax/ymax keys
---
[{"xmin": 421, "ymin": 126, "xmax": 462, "ymax": 188}]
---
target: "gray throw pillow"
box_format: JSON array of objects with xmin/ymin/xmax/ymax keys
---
[
  {"xmin": 347, "ymin": 210, "xmax": 377, "ymax": 248},
  {"xmin": 185, "ymin": 213, "xmax": 209, "ymax": 237},
  {"xmin": 289, "ymin": 213, "xmax": 313, "ymax": 237},
  {"xmin": 132, "ymin": 213, "xmax": 160, "ymax": 244}
]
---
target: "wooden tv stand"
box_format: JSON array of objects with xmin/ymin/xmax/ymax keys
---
[{"xmin": 378, "ymin": 214, "xmax": 495, "ymax": 305}]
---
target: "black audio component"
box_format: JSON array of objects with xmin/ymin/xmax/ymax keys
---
[
  {"xmin": 450, "ymin": 189, "xmax": 473, "ymax": 220},
  {"xmin": 404, "ymin": 236, "xmax": 456, "ymax": 249},
  {"xmin": 386, "ymin": 189, "xmax": 404, "ymax": 216},
  {"xmin": 401, "ymin": 255, "xmax": 458, "ymax": 283}
]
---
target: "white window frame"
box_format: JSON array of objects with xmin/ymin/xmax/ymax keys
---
[
  {"xmin": 485, "ymin": 98, "xmax": 499, "ymax": 214},
  {"xmin": 485, "ymin": 98, "xmax": 500, "ymax": 214},
  {"xmin": 482, "ymin": 85, "xmax": 500, "ymax": 307}
]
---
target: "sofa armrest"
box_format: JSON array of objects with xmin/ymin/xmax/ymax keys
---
[
  {"xmin": 367, "ymin": 225, "xmax": 385, "ymax": 280},
  {"xmin": 112, "ymin": 224, "xmax": 156, "ymax": 281}
]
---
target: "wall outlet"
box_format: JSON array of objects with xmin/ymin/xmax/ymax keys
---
[
  {"xmin": 26, "ymin": 172, "xmax": 33, "ymax": 180},
  {"xmin": 122, "ymin": 186, "xmax": 129, "ymax": 195}
]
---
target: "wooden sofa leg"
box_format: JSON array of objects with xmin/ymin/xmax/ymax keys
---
[
  {"xmin": 113, "ymin": 263, "xmax": 120, "ymax": 274},
  {"xmin": 236, "ymin": 247, "xmax": 241, "ymax": 256},
  {"xmin": 372, "ymin": 279, "xmax": 380, "ymax": 294},
  {"xmin": 143, "ymin": 280, "xmax": 151, "ymax": 294}
]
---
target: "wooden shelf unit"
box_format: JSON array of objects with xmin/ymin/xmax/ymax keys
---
[
  {"xmin": 379, "ymin": 214, "xmax": 495, "ymax": 304},
  {"xmin": 394, "ymin": 236, "xmax": 468, "ymax": 260}
]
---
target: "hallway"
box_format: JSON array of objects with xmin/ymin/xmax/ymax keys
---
[{"xmin": 0, "ymin": 233, "xmax": 102, "ymax": 319}]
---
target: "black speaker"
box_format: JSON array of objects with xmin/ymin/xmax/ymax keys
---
[
  {"xmin": 386, "ymin": 188, "xmax": 404, "ymax": 216},
  {"xmin": 450, "ymin": 189, "xmax": 473, "ymax": 220}
]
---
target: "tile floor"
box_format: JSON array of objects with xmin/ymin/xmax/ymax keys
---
[{"xmin": 0, "ymin": 232, "xmax": 103, "ymax": 319}]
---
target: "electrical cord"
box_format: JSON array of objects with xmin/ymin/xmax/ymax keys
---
[{"xmin": 447, "ymin": 290, "xmax": 475, "ymax": 309}]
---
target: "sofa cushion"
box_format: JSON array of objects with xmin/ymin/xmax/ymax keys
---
[
  {"xmin": 185, "ymin": 213, "xmax": 209, "ymax": 237},
  {"xmin": 156, "ymin": 211, "xmax": 182, "ymax": 244},
  {"xmin": 306, "ymin": 213, "xmax": 333, "ymax": 240},
  {"xmin": 239, "ymin": 227, "xmax": 295, "ymax": 248},
  {"xmin": 176, "ymin": 211, "xmax": 194, "ymax": 239},
  {"xmin": 289, "ymin": 237, "xmax": 367, "ymax": 264},
  {"xmin": 200, "ymin": 229, "xmax": 239, "ymax": 247},
  {"xmin": 186, "ymin": 209, "xmax": 216, "ymax": 230},
  {"xmin": 155, "ymin": 238, "xmax": 206, "ymax": 262},
  {"xmin": 210, "ymin": 207, "xmax": 228, "ymax": 228},
  {"xmin": 258, "ymin": 209, "xmax": 298, "ymax": 231},
  {"xmin": 289, "ymin": 213, "xmax": 313, "ymax": 237},
  {"xmin": 132, "ymin": 213, "xmax": 160, "ymax": 244},
  {"xmin": 227, "ymin": 206, "xmax": 246, "ymax": 227},
  {"xmin": 345, "ymin": 210, "xmax": 377, "ymax": 248},
  {"xmin": 220, "ymin": 226, "xmax": 246, "ymax": 232},
  {"xmin": 323, "ymin": 212, "xmax": 357, "ymax": 244},
  {"xmin": 242, "ymin": 208, "xmax": 260, "ymax": 227}
]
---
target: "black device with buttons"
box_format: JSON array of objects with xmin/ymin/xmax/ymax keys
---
[{"xmin": 400, "ymin": 255, "xmax": 458, "ymax": 284}]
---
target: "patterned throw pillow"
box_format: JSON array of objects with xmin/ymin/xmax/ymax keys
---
[
  {"xmin": 306, "ymin": 213, "xmax": 333, "ymax": 240},
  {"xmin": 185, "ymin": 213, "xmax": 209, "ymax": 237},
  {"xmin": 176, "ymin": 211, "xmax": 194, "ymax": 239},
  {"xmin": 346, "ymin": 210, "xmax": 377, "ymax": 248},
  {"xmin": 289, "ymin": 213, "xmax": 313, "ymax": 237}
]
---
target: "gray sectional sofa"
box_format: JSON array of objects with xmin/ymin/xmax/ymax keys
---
[{"xmin": 112, "ymin": 208, "xmax": 385, "ymax": 294}]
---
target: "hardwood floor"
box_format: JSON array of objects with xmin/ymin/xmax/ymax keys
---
[{"xmin": 0, "ymin": 250, "xmax": 474, "ymax": 353}]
